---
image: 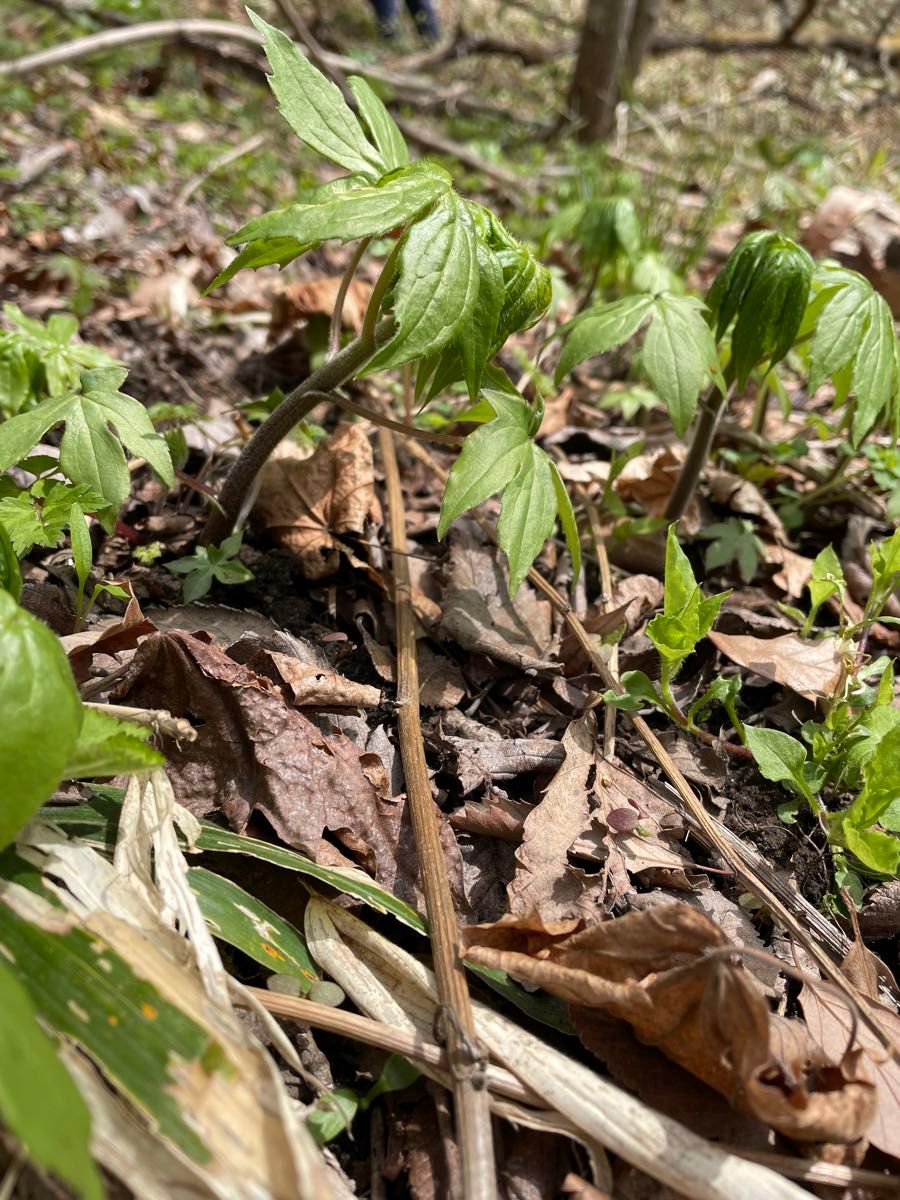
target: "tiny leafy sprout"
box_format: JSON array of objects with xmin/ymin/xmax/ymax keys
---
[
  {"xmin": 645, "ymin": 525, "xmax": 730, "ymax": 712},
  {"xmin": 166, "ymin": 535, "xmax": 254, "ymax": 602},
  {"xmin": 800, "ymin": 543, "xmax": 845, "ymax": 636},
  {"xmin": 553, "ymin": 291, "xmax": 721, "ymax": 438},
  {"xmin": 307, "ymin": 1054, "xmax": 419, "ymax": 1146},
  {"xmin": 706, "ymin": 231, "xmax": 813, "ymax": 390},
  {"xmin": 697, "ymin": 517, "xmax": 766, "ymax": 584},
  {"xmin": 0, "ymin": 480, "xmax": 105, "ymax": 557}
]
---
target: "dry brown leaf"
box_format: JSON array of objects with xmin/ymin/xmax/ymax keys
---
[
  {"xmin": 767, "ymin": 545, "xmax": 814, "ymax": 600},
  {"xmin": 616, "ymin": 448, "xmax": 701, "ymax": 535},
  {"xmin": 708, "ymin": 630, "xmax": 846, "ymax": 700},
  {"xmin": 362, "ymin": 632, "xmax": 465, "ymax": 709},
  {"xmin": 798, "ymin": 984, "xmax": 900, "ymax": 1158},
  {"xmin": 241, "ymin": 647, "xmax": 381, "ymax": 710},
  {"xmin": 462, "ymin": 905, "xmax": 875, "ymax": 1145},
  {"xmin": 803, "ymin": 185, "xmax": 900, "ymax": 315},
  {"xmin": 63, "ymin": 583, "xmax": 156, "ymax": 683},
  {"xmin": 706, "ymin": 470, "xmax": 787, "ymax": 543},
  {"xmin": 111, "ymin": 630, "xmax": 462, "ymax": 908},
  {"xmin": 253, "ymin": 423, "xmax": 381, "ymax": 579},
  {"xmin": 508, "ymin": 713, "xmax": 598, "ymax": 919},
  {"xmin": 268, "ymin": 277, "xmax": 372, "ymax": 343},
  {"xmin": 439, "ymin": 523, "xmax": 558, "ymax": 671}
]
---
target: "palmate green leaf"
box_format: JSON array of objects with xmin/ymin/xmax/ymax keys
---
[
  {"xmin": 807, "ymin": 270, "xmax": 870, "ymax": 391},
  {"xmin": 0, "ymin": 591, "xmax": 82, "ymax": 848},
  {"xmin": 0, "ymin": 337, "xmax": 37, "ymax": 416},
  {"xmin": 494, "ymin": 241, "xmax": 552, "ymax": 346},
  {"xmin": 0, "ymin": 367, "xmax": 173, "ymax": 514},
  {"xmin": 367, "ymin": 191, "xmax": 479, "ymax": 372},
  {"xmin": 187, "ymin": 867, "xmax": 318, "ymax": 990},
  {"xmin": 63, "ymin": 708, "xmax": 163, "ymax": 779},
  {"xmin": 0, "ymin": 958, "xmax": 102, "ymax": 1200},
  {"xmin": 348, "ymin": 76, "xmax": 408, "ymax": 172},
  {"xmin": 248, "ymin": 9, "xmax": 383, "ymax": 179},
  {"xmin": 2, "ymin": 304, "xmax": 117, "ymax": 400},
  {"xmin": 0, "ymin": 480, "xmax": 105, "ymax": 556},
  {"xmin": 228, "ymin": 167, "xmax": 447, "ymax": 248},
  {"xmin": 641, "ymin": 293, "xmax": 719, "ymax": 436},
  {"xmin": 554, "ymin": 294, "xmax": 653, "ymax": 384}
]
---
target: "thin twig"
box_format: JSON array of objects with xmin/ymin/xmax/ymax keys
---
[
  {"xmin": 378, "ymin": 428, "xmax": 496, "ymax": 1199},
  {"xmin": 585, "ymin": 502, "xmax": 617, "ymax": 759},
  {"xmin": 241, "ymin": 987, "xmax": 539, "ymax": 1106},
  {"xmin": 175, "ymin": 132, "xmax": 267, "ymax": 207},
  {"xmin": 202, "ymin": 317, "xmax": 394, "ymax": 545}
]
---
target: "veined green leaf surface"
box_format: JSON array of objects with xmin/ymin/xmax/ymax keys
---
[
  {"xmin": 367, "ymin": 191, "xmax": 479, "ymax": 371},
  {"xmin": 437, "ymin": 390, "xmax": 532, "ymax": 538},
  {"xmin": 554, "ymin": 294, "xmax": 653, "ymax": 384},
  {"xmin": 348, "ymin": 76, "xmax": 408, "ymax": 172},
  {"xmin": 0, "ymin": 958, "xmax": 102, "ymax": 1200},
  {"xmin": 248, "ymin": 10, "xmax": 383, "ymax": 178},
  {"xmin": 641, "ymin": 293, "xmax": 718, "ymax": 436},
  {"xmin": 497, "ymin": 443, "xmax": 558, "ymax": 595},
  {"xmin": 228, "ymin": 168, "xmax": 446, "ymax": 248}
]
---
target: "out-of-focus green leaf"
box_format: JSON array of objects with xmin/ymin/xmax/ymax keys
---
[{"xmin": 0, "ymin": 958, "xmax": 103, "ymax": 1200}]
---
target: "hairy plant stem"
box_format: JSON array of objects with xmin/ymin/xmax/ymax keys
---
[
  {"xmin": 202, "ymin": 317, "xmax": 394, "ymax": 545},
  {"xmin": 663, "ymin": 381, "xmax": 734, "ymax": 522}
]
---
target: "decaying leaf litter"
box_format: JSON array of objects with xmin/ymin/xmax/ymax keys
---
[{"xmin": 3, "ymin": 1, "xmax": 900, "ymax": 1197}]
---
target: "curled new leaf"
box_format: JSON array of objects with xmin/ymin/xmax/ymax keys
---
[{"xmin": 706, "ymin": 232, "xmax": 813, "ymax": 389}]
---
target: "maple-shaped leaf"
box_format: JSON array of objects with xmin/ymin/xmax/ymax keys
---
[{"xmin": 0, "ymin": 367, "xmax": 173, "ymax": 514}]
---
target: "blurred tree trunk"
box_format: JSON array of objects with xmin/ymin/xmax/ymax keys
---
[{"xmin": 569, "ymin": 0, "xmax": 660, "ymax": 141}]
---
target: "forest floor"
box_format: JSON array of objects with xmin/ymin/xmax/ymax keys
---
[{"xmin": 2, "ymin": 1, "xmax": 900, "ymax": 1198}]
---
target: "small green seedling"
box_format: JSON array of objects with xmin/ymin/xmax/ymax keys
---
[
  {"xmin": 603, "ymin": 525, "xmax": 735, "ymax": 734},
  {"xmin": 306, "ymin": 1054, "xmax": 420, "ymax": 1146},
  {"xmin": 165, "ymin": 534, "xmax": 254, "ymax": 602}
]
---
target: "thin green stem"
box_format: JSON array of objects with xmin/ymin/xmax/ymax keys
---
[
  {"xmin": 329, "ymin": 236, "xmax": 371, "ymax": 358},
  {"xmin": 361, "ymin": 239, "xmax": 403, "ymax": 347},
  {"xmin": 750, "ymin": 371, "xmax": 772, "ymax": 437}
]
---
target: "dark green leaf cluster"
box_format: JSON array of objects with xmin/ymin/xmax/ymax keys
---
[
  {"xmin": 217, "ymin": 13, "xmax": 551, "ymax": 398},
  {"xmin": 706, "ymin": 231, "xmax": 813, "ymax": 388}
]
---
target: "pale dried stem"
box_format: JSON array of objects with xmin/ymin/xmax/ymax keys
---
[
  {"xmin": 83, "ymin": 702, "xmax": 197, "ymax": 742},
  {"xmin": 378, "ymin": 428, "xmax": 496, "ymax": 1199}
]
